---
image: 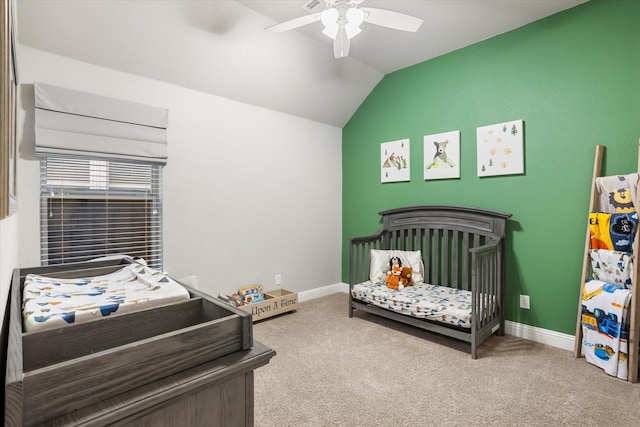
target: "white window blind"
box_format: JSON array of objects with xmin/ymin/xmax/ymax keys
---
[
  {"xmin": 40, "ymin": 157, "xmax": 163, "ymax": 269},
  {"xmin": 34, "ymin": 82, "xmax": 168, "ymax": 165}
]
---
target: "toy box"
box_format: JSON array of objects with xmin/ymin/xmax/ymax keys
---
[{"xmin": 238, "ymin": 289, "xmax": 298, "ymax": 321}]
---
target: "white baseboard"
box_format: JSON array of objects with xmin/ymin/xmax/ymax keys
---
[
  {"xmin": 505, "ymin": 320, "xmax": 575, "ymax": 351},
  {"xmin": 298, "ymin": 282, "xmax": 348, "ymax": 302},
  {"xmin": 300, "ymin": 283, "xmax": 576, "ymax": 352}
]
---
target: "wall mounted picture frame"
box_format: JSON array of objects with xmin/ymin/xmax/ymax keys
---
[
  {"xmin": 424, "ymin": 130, "xmax": 460, "ymax": 180},
  {"xmin": 381, "ymin": 138, "xmax": 410, "ymax": 183},
  {"xmin": 477, "ymin": 119, "xmax": 524, "ymax": 177}
]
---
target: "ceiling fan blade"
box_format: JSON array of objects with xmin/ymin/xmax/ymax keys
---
[
  {"xmin": 361, "ymin": 7, "xmax": 423, "ymax": 32},
  {"xmin": 333, "ymin": 26, "xmax": 350, "ymax": 59},
  {"xmin": 266, "ymin": 13, "xmax": 322, "ymax": 33}
]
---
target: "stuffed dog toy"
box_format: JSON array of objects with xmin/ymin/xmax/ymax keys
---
[{"xmin": 385, "ymin": 256, "xmax": 404, "ymax": 290}]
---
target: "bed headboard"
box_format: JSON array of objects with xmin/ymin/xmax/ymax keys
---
[
  {"xmin": 349, "ymin": 205, "xmax": 512, "ymax": 290},
  {"xmin": 381, "ymin": 205, "xmax": 510, "ymax": 242}
]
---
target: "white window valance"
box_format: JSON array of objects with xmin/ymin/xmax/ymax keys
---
[{"xmin": 34, "ymin": 82, "xmax": 168, "ymax": 165}]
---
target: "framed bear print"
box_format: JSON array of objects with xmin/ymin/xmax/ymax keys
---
[{"xmin": 424, "ymin": 130, "xmax": 460, "ymax": 180}]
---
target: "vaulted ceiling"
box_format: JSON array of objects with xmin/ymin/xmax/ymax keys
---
[{"xmin": 16, "ymin": 0, "xmax": 588, "ymax": 127}]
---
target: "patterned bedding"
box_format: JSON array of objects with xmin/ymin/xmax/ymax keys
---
[
  {"xmin": 22, "ymin": 262, "xmax": 190, "ymax": 333},
  {"xmin": 351, "ymin": 281, "xmax": 478, "ymax": 328}
]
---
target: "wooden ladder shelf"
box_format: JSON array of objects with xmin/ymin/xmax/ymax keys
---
[{"xmin": 574, "ymin": 143, "xmax": 640, "ymax": 383}]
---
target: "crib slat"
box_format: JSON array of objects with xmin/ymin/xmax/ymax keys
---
[
  {"xmin": 461, "ymin": 232, "xmax": 470, "ymax": 291},
  {"xmin": 360, "ymin": 242, "xmax": 368, "ymax": 283},
  {"xmin": 481, "ymin": 254, "xmax": 489, "ymax": 327},
  {"xmin": 484, "ymin": 253, "xmax": 491, "ymax": 326},
  {"xmin": 480, "ymin": 262, "xmax": 486, "ymax": 328},
  {"xmin": 492, "ymin": 251, "xmax": 498, "ymax": 317},
  {"xmin": 451, "ymin": 231, "xmax": 459, "ymax": 288},
  {"xmin": 423, "ymin": 228, "xmax": 431, "ymax": 283},
  {"xmin": 433, "ymin": 229, "xmax": 440, "ymax": 284},
  {"xmin": 485, "ymin": 254, "xmax": 492, "ymax": 326},
  {"xmin": 476, "ymin": 254, "xmax": 483, "ymax": 327},
  {"xmin": 490, "ymin": 252, "xmax": 497, "ymax": 320},
  {"xmin": 442, "ymin": 229, "xmax": 449, "ymax": 286}
]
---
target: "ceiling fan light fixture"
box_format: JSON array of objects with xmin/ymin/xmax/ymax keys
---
[
  {"xmin": 268, "ymin": 0, "xmax": 424, "ymax": 59},
  {"xmin": 345, "ymin": 8, "xmax": 364, "ymax": 39},
  {"xmin": 321, "ymin": 8, "xmax": 339, "ymax": 39},
  {"xmin": 322, "ymin": 25, "xmax": 338, "ymax": 39},
  {"xmin": 346, "ymin": 7, "xmax": 364, "ymax": 27},
  {"xmin": 344, "ymin": 24, "xmax": 361, "ymax": 39}
]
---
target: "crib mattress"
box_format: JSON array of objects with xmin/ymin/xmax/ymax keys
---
[
  {"xmin": 352, "ymin": 281, "xmax": 475, "ymax": 328},
  {"xmin": 22, "ymin": 262, "xmax": 190, "ymax": 333}
]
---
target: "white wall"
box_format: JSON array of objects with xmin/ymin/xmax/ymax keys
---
[
  {"xmin": 0, "ymin": 213, "xmax": 19, "ymax": 331},
  {"xmin": 17, "ymin": 46, "xmax": 343, "ymax": 297}
]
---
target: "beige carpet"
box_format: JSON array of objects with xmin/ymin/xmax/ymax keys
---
[{"xmin": 253, "ymin": 293, "xmax": 640, "ymax": 427}]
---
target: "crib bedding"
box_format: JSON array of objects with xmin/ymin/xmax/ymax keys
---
[
  {"xmin": 352, "ymin": 280, "xmax": 479, "ymax": 328},
  {"xmin": 22, "ymin": 262, "xmax": 190, "ymax": 333}
]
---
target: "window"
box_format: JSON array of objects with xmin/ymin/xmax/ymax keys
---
[
  {"xmin": 40, "ymin": 157, "xmax": 163, "ymax": 269},
  {"xmin": 34, "ymin": 82, "xmax": 168, "ymax": 269}
]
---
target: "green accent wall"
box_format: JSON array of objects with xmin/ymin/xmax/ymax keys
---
[{"xmin": 342, "ymin": 0, "xmax": 640, "ymax": 335}]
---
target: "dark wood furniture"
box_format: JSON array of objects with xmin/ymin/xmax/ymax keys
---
[
  {"xmin": 349, "ymin": 205, "xmax": 511, "ymax": 358},
  {"xmin": 4, "ymin": 259, "xmax": 275, "ymax": 426},
  {"xmin": 38, "ymin": 342, "xmax": 275, "ymax": 426}
]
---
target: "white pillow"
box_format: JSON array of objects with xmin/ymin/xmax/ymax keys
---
[{"xmin": 369, "ymin": 249, "xmax": 425, "ymax": 284}]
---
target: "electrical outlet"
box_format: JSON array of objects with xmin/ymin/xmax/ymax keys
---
[
  {"xmin": 519, "ymin": 294, "xmax": 530, "ymax": 309},
  {"xmin": 275, "ymin": 274, "xmax": 282, "ymax": 286}
]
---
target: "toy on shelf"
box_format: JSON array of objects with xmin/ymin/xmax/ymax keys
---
[{"xmin": 239, "ymin": 285, "xmax": 265, "ymax": 304}]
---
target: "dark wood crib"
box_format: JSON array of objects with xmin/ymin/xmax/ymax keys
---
[{"xmin": 348, "ymin": 205, "xmax": 512, "ymax": 358}]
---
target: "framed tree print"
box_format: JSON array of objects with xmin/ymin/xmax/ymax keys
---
[{"xmin": 477, "ymin": 120, "xmax": 524, "ymax": 177}]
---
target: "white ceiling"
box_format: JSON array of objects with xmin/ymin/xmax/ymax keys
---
[{"xmin": 16, "ymin": 0, "xmax": 588, "ymax": 127}]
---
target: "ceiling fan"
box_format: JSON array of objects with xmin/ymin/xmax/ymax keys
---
[{"xmin": 266, "ymin": 0, "xmax": 423, "ymax": 59}]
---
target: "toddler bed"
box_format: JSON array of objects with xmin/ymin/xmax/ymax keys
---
[{"xmin": 349, "ymin": 205, "xmax": 511, "ymax": 358}]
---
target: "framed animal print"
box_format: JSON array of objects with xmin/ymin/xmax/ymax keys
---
[
  {"xmin": 424, "ymin": 130, "xmax": 460, "ymax": 180},
  {"xmin": 381, "ymin": 138, "xmax": 410, "ymax": 183}
]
